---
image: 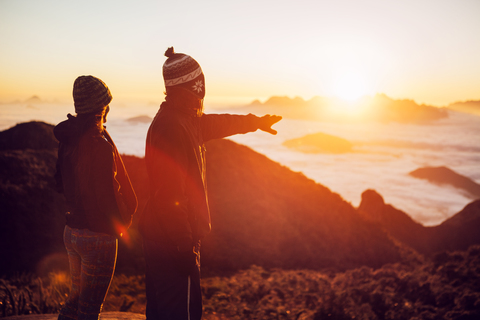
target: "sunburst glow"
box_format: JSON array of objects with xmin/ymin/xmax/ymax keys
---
[{"xmin": 333, "ymin": 72, "xmax": 367, "ymax": 101}]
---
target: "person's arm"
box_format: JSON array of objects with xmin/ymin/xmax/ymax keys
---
[
  {"xmin": 103, "ymin": 130, "xmax": 138, "ymax": 228},
  {"xmin": 81, "ymin": 140, "xmax": 125, "ymax": 236},
  {"xmin": 200, "ymin": 113, "xmax": 281, "ymax": 141}
]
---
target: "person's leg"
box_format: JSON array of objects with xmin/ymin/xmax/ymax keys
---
[
  {"xmin": 143, "ymin": 238, "xmax": 202, "ymax": 320},
  {"xmin": 189, "ymin": 241, "xmax": 202, "ymax": 320},
  {"xmin": 76, "ymin": 229, "xmax": 117, "ymax": 320},
  {"xmin": 144, "ymin": 243, "xmax": 160, "ymax": 320},
  {"xmin": 58, "ymin": 226, "xmax": 81, "ymax": 320}
]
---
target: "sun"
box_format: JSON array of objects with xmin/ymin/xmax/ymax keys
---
[{"xmin": 333, "ymin": 72, "xmax": 367, "ymax": 101}]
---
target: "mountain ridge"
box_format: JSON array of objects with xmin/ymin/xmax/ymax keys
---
[
  {"xmin": 358, "ymin": 189, "xmax": 480, "ymax": 255},
  {"xmin": 0, "ymin": 121, "xmax": 398, "ymax": 276},
  {"xmin": 1, "ymin": 121, "xmax": 479, "ymax": 278},
  {"xmin": 409, "ymin": 166, "xmax": 480, "ymax": 200},
  {"xmin": 446, "ymin": 100, "xmax": 480, "ymax": 117},
  {"xmin": 243, "ymin": 93, "xmax": 448, "ymax": 123}
]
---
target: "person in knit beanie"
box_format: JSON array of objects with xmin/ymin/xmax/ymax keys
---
[
  {"xmin": 54, "ymin": 75, "xmax": 137, "ymax": 320},
  {"xmin": 140, "ymin": 47, "xmax": 281, "ymax": 320}
]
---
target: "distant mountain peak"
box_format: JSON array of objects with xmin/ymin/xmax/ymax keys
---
[
  {"xmin": 409, "ymin": 166, "xmax": 480, "ymax": 199},
  {"xmin": 243, "ymin": 94, "xmax": 447, "ymax": 123},
  {"xmin": 447, "ymin": 100, "xmax": 480, "ymax": 117},
  {"xmin": 126, "ymin": 115, "xmax": 152, "ymax": 123},
  {"xmin": 360, "ymin": 189, "xmax": 386, "ymax": 206},
  {"xmin": 25, "ymin": 95, "xmax": 42, "ymax": 103},
  {"xmin": 263, "ymin": 96, "xmax": 307, "ymax": 106}
]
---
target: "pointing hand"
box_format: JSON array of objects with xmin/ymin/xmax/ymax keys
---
[{"xmin": 259, "ymin": 115, "xmax": 282, "ymax": 135}]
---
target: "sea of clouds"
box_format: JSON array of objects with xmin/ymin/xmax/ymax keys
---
[{"xmin": 1, "ymin": 100, "xmax": 479, "ymax": 226}]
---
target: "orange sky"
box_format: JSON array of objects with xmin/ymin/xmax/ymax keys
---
[{"xmin": 1, "ymin": 0, "xmax": 479, "ymax": 107}]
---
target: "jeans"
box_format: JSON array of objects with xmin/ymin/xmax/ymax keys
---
[
  {"xmin": 143, "ymin": 238, "xmax": 202, "ymax": 320},
  {"xmin": 58, "ymin": 225, "xmax": 117, "ymax": 320}
]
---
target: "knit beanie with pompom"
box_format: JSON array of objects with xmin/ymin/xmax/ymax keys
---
[{"xmin": 162, "ymin": 47, "xmax": 205, "ymax": 99}]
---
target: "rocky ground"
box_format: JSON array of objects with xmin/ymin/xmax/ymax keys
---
[{"xmin": 5, "ymin": 312, "xmax": 145, "ymax": 320}]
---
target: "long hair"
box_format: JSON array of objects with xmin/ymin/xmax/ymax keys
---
[
  {"xmin": 75, "ymin": 107, "xmax": 107, "ymax": 136},
  {"xmin": 63, "ymin": 107, "xmax": 107, "ymax": 186},
  {"xmin": 71, "ymin": 106, "xmax": 109, "ymax": 199}
]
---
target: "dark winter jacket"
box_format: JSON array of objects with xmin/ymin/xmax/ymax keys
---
[
  {"xmin": 140, "ymin": 102, "xmax": 263, "ymax": 249},
  {"xmin": 54, "ymin": 115, "xmax": 137, "ymax": 237}
]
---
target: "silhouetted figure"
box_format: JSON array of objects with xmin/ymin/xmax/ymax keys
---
[
  {"xmin": 54, "ymin": 76, "xmax": 137, "ymax": 320},
  {"xmin": 139, "ymin": 47, "xmax": 281, "ymax": 320}
]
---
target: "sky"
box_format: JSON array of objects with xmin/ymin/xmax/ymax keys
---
[{"xmin": 1, "ymin": 0, "xmax": 479, "ymax": 107}]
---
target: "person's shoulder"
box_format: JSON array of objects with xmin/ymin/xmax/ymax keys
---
[
  {"xmin": 54, "ymin": 116, "xmax": 77, "ymax": 143},
  {"xmin": 151, "ymin": 113, "xmax": 187, "ymax": 137},
  {"xmin": 80, "ymin": 132, "xmax": 114, "ymax": 156}
]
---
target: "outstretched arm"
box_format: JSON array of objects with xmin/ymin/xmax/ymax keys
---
[{"xmin": 201, "ymin": 113, "xmax": 282, "ymax": 141}]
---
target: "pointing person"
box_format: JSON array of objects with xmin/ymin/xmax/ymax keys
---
[{"xmin": 140, "ymin": 47, "xmax": 281, "ymax": 320}]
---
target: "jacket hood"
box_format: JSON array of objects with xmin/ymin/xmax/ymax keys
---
[{"xmin": 54, "ymin": 114, "xmax": 80, "ymax": 144}]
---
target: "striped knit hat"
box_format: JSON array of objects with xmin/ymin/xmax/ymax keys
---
[
  {"xmin": 163, "ymin": 47, "xmax": 205, "ymax": 99},
  {"xmin": 73, "ymin": 75, "xmax": 112, "ymax": 114}
]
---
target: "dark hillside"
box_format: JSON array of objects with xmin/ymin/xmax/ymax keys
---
[
  {"xmin": 203, "ymin": 139, "xmax": 401, "ymax": 274},
  {"xmin": 2, "ymin": 122, "xmax": 480, "ymax": 319},
  {"xmin": 358, "ymin": 189, "xmax": 480, "ymax": 255},
  {"xmin": 0, "ymin": 121, "xmax": 58, "ymax": 150},
  {"xmin": 0, "ymin": 122, "xmax": 67, "ymax": 276},
  {"xmin": 436, "ymin": 200, "xmax": 480, "ymax": 252},
  {"xmin": 120, "ymin": 139, "xmax": 405, "ymax": 274},
  {"xmin": 358, "ymin": 189, "xmax": 433, "ymax": 253},
  {"xmin": 0, "ymin": 121, "xmax": 402, "ymax": 276}
]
